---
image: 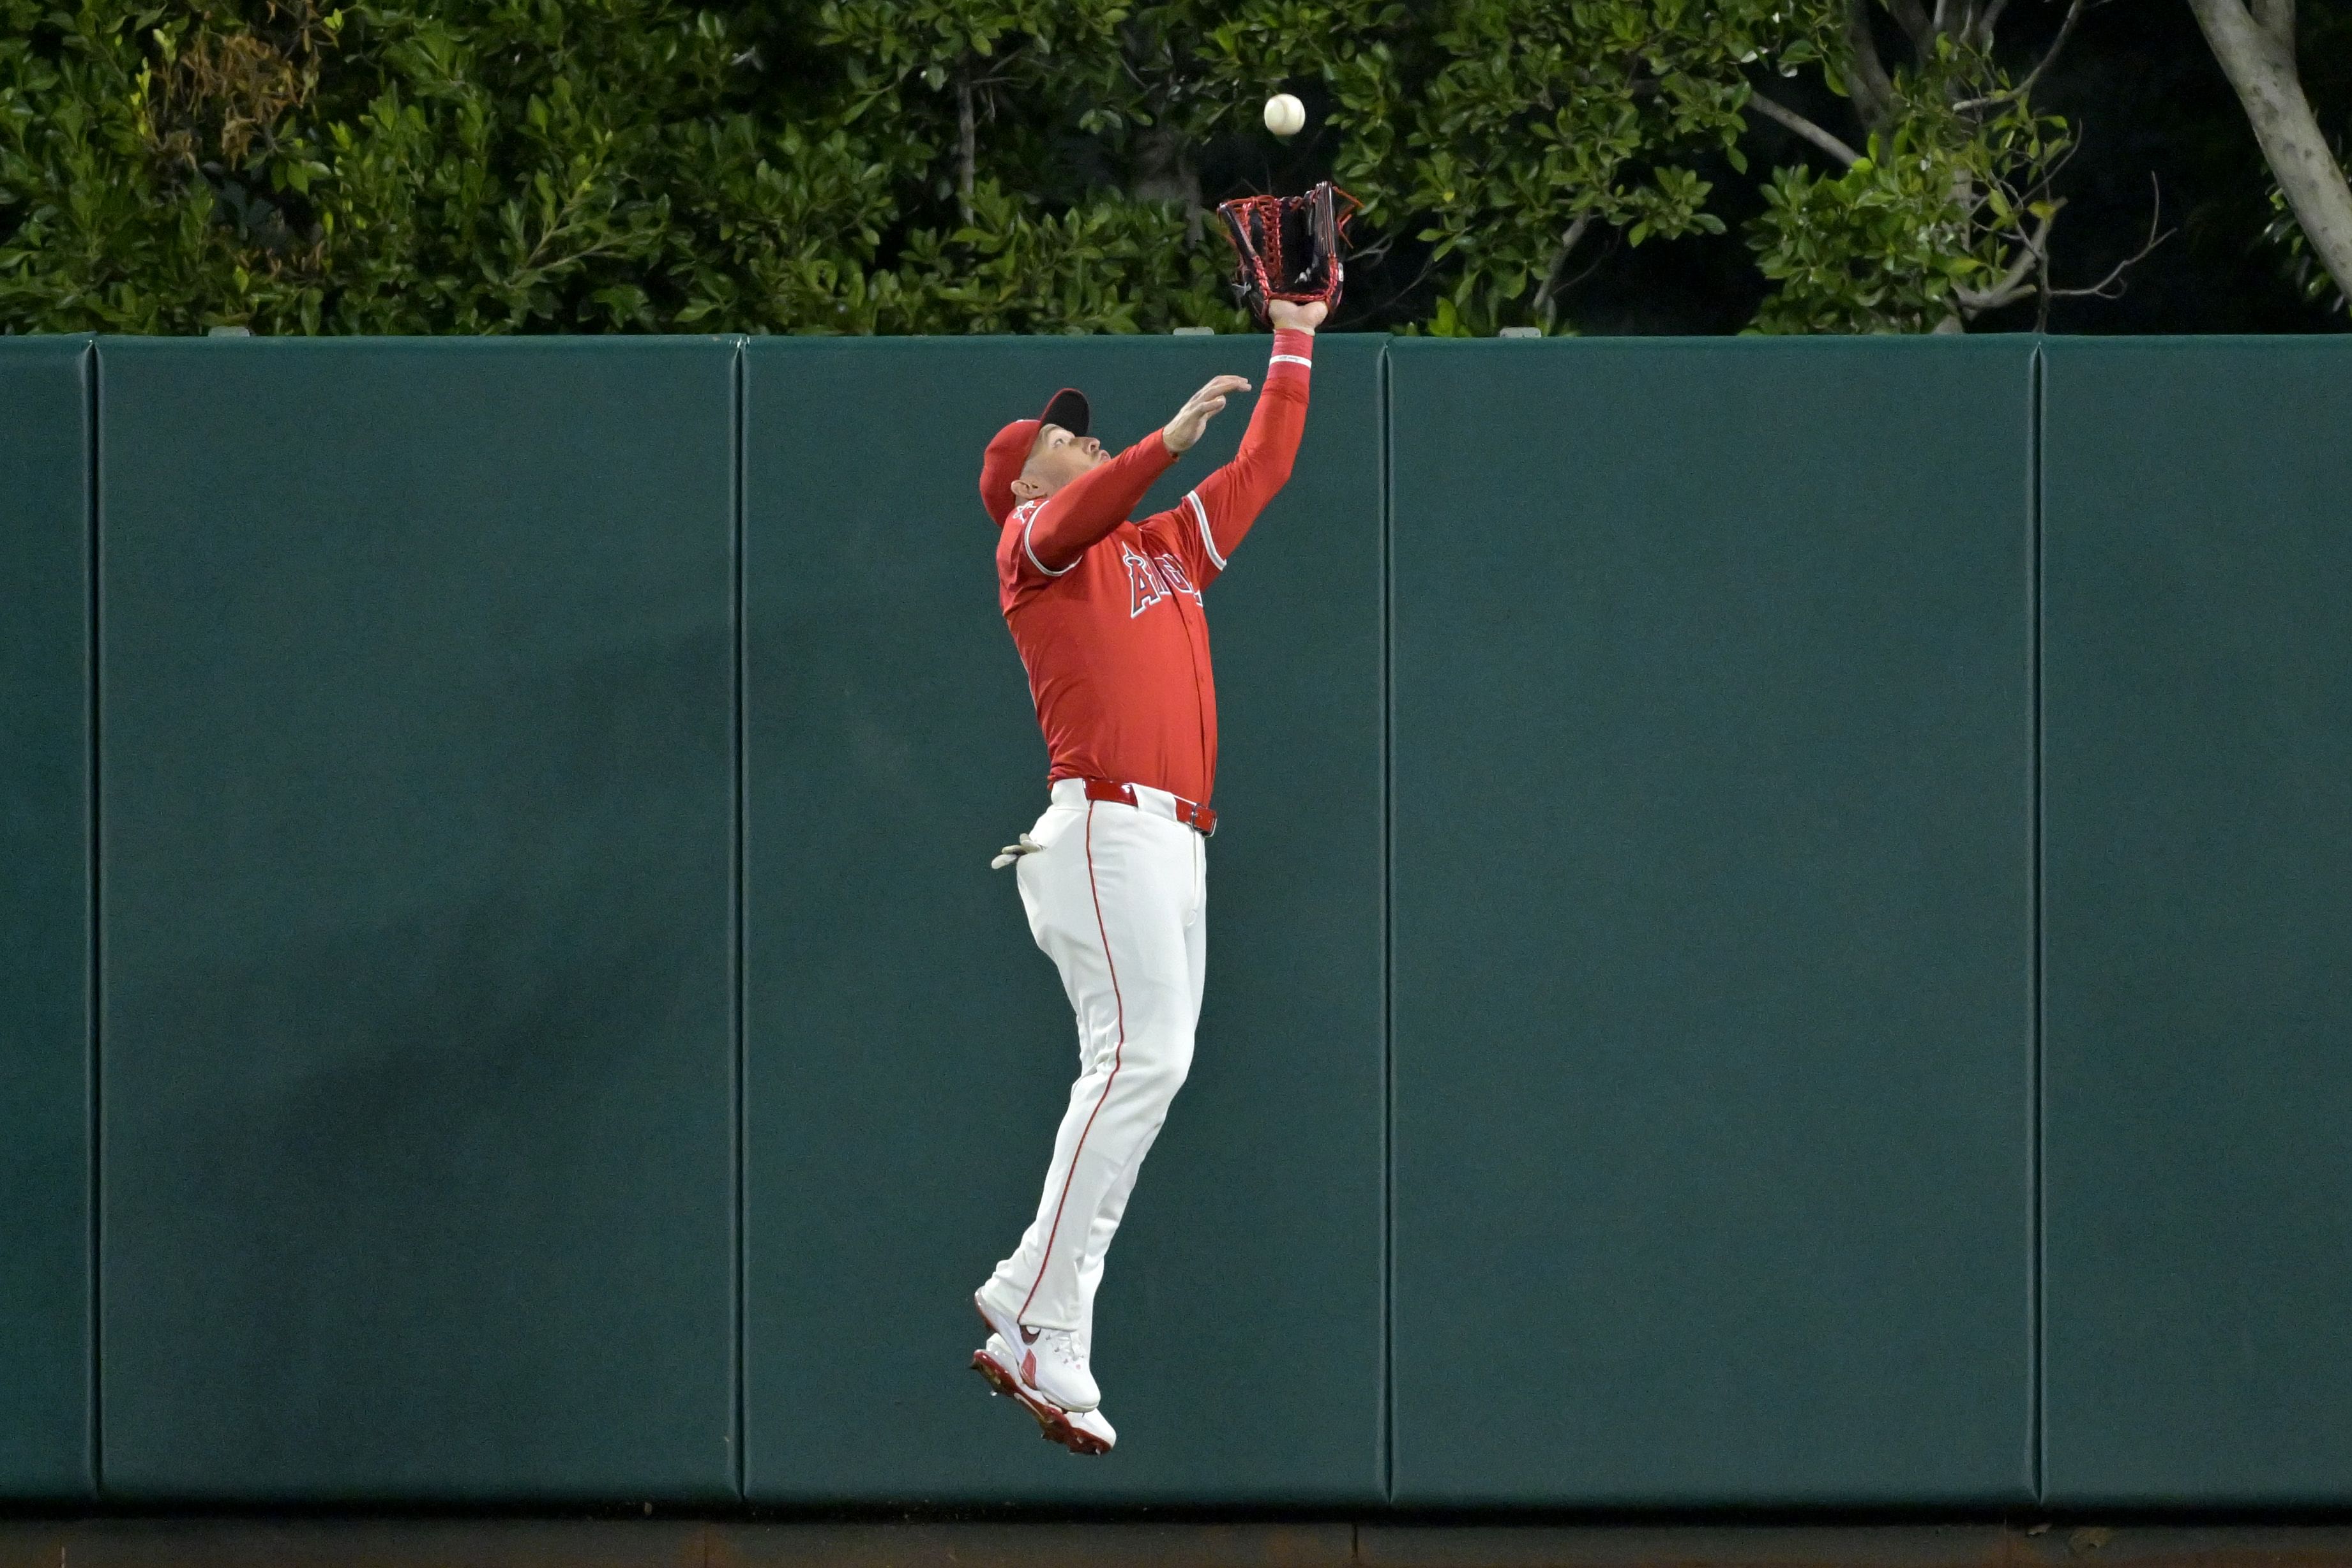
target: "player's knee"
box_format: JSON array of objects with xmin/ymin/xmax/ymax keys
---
[{"xmin": 1119, "ymin": 1031, "xmax": 1193, "ymax": 1103}]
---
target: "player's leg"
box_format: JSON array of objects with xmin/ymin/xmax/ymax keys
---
[
  {"xmin": 1073, "ymin": 1139, "xmax": 1147, "ymax": 1363},
  {"xmin": 1070, "ymin": 827, "xmax": 1207, "ymax": 1356},
  {"xmin": 1186, "ymin": 825, "xmax": 1207, "ymax": 1020},
  {"xmin": 979, "ymin": 797, "xmax": 1197, "ymax": 1356}
]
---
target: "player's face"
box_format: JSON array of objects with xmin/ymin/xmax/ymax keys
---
[{"xmin": 1021, "ymin": 423, "xmax": 1106, "ymax": 497}]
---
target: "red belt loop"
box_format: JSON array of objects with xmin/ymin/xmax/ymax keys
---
[{"xmin": 1081, "ymin": 776, "xmax": 1217, "ymax": 837}]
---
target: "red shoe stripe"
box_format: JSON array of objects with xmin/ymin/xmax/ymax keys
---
[{"xmin": 1016, "ymin": 800, "xmax": 1126, "ymax": 1325}]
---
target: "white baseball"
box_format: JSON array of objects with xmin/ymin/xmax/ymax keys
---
[{"xmin": 1263, "ymin": 93, "xmax": 1306, "ymax": 138}]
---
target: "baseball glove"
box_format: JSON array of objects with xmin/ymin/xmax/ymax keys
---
[{"xmin": 1214, "ymin": 181, "xmax": 1361, "ymax": 328}]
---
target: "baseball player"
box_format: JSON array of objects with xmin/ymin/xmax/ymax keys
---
[{"xmin": 967, "ymin": 298, "xmax": 1327, "ymax": 1455}]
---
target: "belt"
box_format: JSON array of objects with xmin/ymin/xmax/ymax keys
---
[
  {"xmin": 1083, "ymin": 777, "xmax": 1217, "ymax": 836},
  {"xmin": 992, "ymin": 777, "xmax": 1219, "ymax": 868}
]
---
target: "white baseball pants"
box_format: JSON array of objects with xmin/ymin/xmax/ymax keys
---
[{"xmin": 980, "ymin": 776, "xmax": 1208, "ymax": 1343}]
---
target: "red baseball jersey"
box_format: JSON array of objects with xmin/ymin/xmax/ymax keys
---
[{"xmin": 997, "ymin": 329, "xmax": 1316, "ymax": 806}]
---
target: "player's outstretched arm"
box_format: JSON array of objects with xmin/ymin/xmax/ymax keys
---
[
  {"xmin": 1024, "ymin": 365, "xmax": 1267, "ymax": 572},
  {"xmin": 1160, "ymin": 374, "xmax": 1253, "ymax": 455},
  {"xmin": 1023, "ymin": 433, "xmax": 1179, "ymax": 571},
  {"xmin": 1175, "ymin": 305, "xmax": 1320, "ymax": 572}
]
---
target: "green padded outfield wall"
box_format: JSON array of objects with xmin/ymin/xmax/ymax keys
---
[
  {"xmin": 1389, "ymin": 338, "xmax": 2036, "ymax": 1505},
  {"xmin": 0, "ymin": 337, "xmax": 95, "ymax": 1498},
  {"xmin": 743, "ymin": 335, "xmax": 1385, "ymax": 1503},
  {"xmin": 96, "ymin": 339, "xmax": 739, "ymax": 1500},
  {"xmin": 2042, "ymin": 338, "xmax": 2352, "ymax": 1505}
]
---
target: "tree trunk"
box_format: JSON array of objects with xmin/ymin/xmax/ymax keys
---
[
  {"xmin": 1841, "ymin": 0, "xmax": 1899, "ymax": 130},
  {"xmin": 956, "ymin": 77, "xmax": 977, "ymax": 225},
  {"xmin": 2189, "ymin": 0, "xmax": 2352, "ymax": 311},
  {"xmin": 1130, "ymin": 124, "xmax": 1202, "ymax": 243}
]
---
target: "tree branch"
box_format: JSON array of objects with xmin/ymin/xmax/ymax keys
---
[
  {"xmin": 1841, "ymin": 0, "xmax": 1899, "ymax": 128},
  {"xmin": 1533, "ymin": 213, "xmax": 1595, "ymax": 322},
  {"xmin": 2034, "ymin": 213, "xmax": 2055, "ymax": 331},
  {"xmin": 1747, "ymin": 91, "xmax": 1864, "ymax": 165},
  {"xmin": 1346, "ymin": 248, "xmax": 1450, "ymax": 326},
  {"xmin": 2046, "ymin": 174, "xmax": 2175, "ymax": 299},
  {"xmin": 1555, "ymin": 239, "xmax": 1615, "ymax": 296},
  {"xmin": 1886, "ymin": 0, "xmax": 1936, "ymax": 55},
  {"xmin": 1954, "ymin": 200, "xmax": 2063, "ymax": 311},
  {"xmin": 956, "ymin": 77, "xmax": 977, "ymax": 223},
  {"xmin": 2028, "ymin": 125, "xmax": 2087, "ymax": 194},
  {"xmin": 1952, "ymin": 0, "xmax": 2090, "ymax": 111}
]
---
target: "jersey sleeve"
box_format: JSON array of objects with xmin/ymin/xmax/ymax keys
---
[
  {"xmin": 1150, "ymin": 328, "xmax": 1314, "ymax": 586},
  {"xmin": 1000, "ymin": 498, "xmax": 1064, "ymax": 598},
  {"xmin": 1004, "ymin": 432, "xmax": 1178, "ymax": 588}
]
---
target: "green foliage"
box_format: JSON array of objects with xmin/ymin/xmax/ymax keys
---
[
  {"xmin": 1177, "ymin": 0, "xmax": 1793, "ymax": 334},
  {"xmin": 1230, "ymin": 0, "xmax": 1837, "ymax": 335},
  {"xmin": 1747, "ymin": 42, "xmax": 2073, "ymax": 334},
  {"xmin": 0, "ymin": 0, "xmax": 872, "ymax": 331},
  {"xmin": 892, "ymin": 185, "xmax": 1244, "ymax": 334},
  {"xmin": 0, "ymin": 0, "xmax": 2109, "ymax": 334},
  {"xmin": 1200, "ymin": 0, "xmax": 2080, "ymax": 335}
]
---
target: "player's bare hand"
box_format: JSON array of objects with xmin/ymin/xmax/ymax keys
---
[
  {"xmin": 1267, "ymin": 299, "xmax": 1327, "ymax": 333},
  {"xmin": 1161, "ymin": 373, "xmax": 1252, "ymax": 455}
]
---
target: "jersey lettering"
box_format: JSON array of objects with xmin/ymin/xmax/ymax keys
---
[
  {"xmin": 1153, "ymin": 552, "xmax": 1202, "ymax": 605},
  {"xmin": 1123, "ymin": 543, "xmax": 1171, "ymax": 619},
  {"xmin": 1120, "ymin": 542, "xmax": 1205, "ymax": 618}
]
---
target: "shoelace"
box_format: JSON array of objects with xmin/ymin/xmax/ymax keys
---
[{"xmin": 990, "ymin": 833, "xmax": 1044, "ymax": 871}]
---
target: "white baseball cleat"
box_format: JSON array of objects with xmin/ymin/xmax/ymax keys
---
[
  {"xmin": 973, "ymin": 1333, "xmax": 1115, "ymax": 1455},
  {"xmin": 1062, "ymin": 1401, "xmax": 1117, "ymax": 1453},
  {"xmin": 971, "ymin": 1290, "xmax": 1101, "ymax": 1412}
]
